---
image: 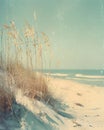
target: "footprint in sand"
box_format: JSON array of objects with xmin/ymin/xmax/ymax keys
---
[
  {"xmin": 75, "ymin": 103, "xmax": 84, "ymax": 107},
  {"xmin": 89, "ymin": 125, "xmax": 93, "ymax": 127},
  {"xmin": 72, "ymin": 120, "xmax": 82, "ymax": 127},
  {"xmin": 95, "ymin": 114, "xmax": 100, "ymax": 117},
  {"xmin": 84, "ymin": 115, "xmax": 88, "ymax": 117},
  {"xmin": 77, "ymin": 93, "xmax": 82, "ymax": 96}
]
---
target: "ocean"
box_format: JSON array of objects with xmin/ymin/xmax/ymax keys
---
[{"xmin": 42, "ymin": 69, "xmax": 104, "ymax": 87}]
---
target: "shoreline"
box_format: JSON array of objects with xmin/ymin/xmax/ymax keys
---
[{"xmin": 48, "ymin": 78, "xmax": 104, "ymax": 130}]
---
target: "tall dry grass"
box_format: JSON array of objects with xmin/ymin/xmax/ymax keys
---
[
  {"xmin": 0, "ymin": 20, "xmax": 51, "ymax": 113},
  {"xmin": 1, "ymin": 21, "xmax": 51, "ymax": 70},
  {"xmin": 7, "ymin": 63, "xmax": 48, "ymax": 99}
]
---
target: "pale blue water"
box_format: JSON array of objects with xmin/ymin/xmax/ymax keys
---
[{"xmin": 43, "ymin": 69, "xmax": 104, "ymax": 87}]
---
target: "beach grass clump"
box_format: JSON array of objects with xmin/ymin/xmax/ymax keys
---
[
  {"xmin": 0, "ymin": 62, "xmax": 68, "ymax": 118},
  {"xmin": 0, "ymin": 62, "xmax": 49, "ymax": 113},
  {"xmin": 7, "ymin": 62, "xmax": 48, "ymax": 99},
  {"xmin": 0, "ymin": 20, "xmax": 51, "ymax": 113}
]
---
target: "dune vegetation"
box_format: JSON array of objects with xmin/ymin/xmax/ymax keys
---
[{"xmin": 0, "ymin": 21, "xmax": 51, "ymax": 113}]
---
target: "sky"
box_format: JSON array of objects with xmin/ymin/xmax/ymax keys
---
[{"xmin": 0, "ymin": 0, "xmax": 104, "ymax": 69}]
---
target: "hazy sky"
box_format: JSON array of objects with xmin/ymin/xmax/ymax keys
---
[{"xmin": 0, "ymin": 0, "xmax": 104, "ymax": 69}]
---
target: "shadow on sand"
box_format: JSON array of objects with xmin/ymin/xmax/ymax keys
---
[{"xmin": 0, "ymin": 97, "xmax": 74, "ymax": 130}]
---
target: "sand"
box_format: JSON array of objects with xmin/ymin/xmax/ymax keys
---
[
  {"xmin": 0, "ymin": 69, "xmax": 104, "ymax": 130},
  {"xmin": 48, "ymin": 78, "xmax": 104, "ymax": 130}
]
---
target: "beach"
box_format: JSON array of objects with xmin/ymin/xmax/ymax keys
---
[
  {"xmin": 0, "ymin": 69, "xmax": 104, "ymax": 130},
  {"xmin": 1, "ymin": 0, "xmax": 104, "ymax": 129},
  {"xmin": 48, "ymin": 78, "xmax": 104, "ymax": 130}
]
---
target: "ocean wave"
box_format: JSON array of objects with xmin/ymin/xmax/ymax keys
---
[
  {"xmin": 75, "ymin": 74, "xmax": 104, "ymax": 79},
  {"xmin": 45, "ymin": 73, "xmax": 69, "ymax": 77}
]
